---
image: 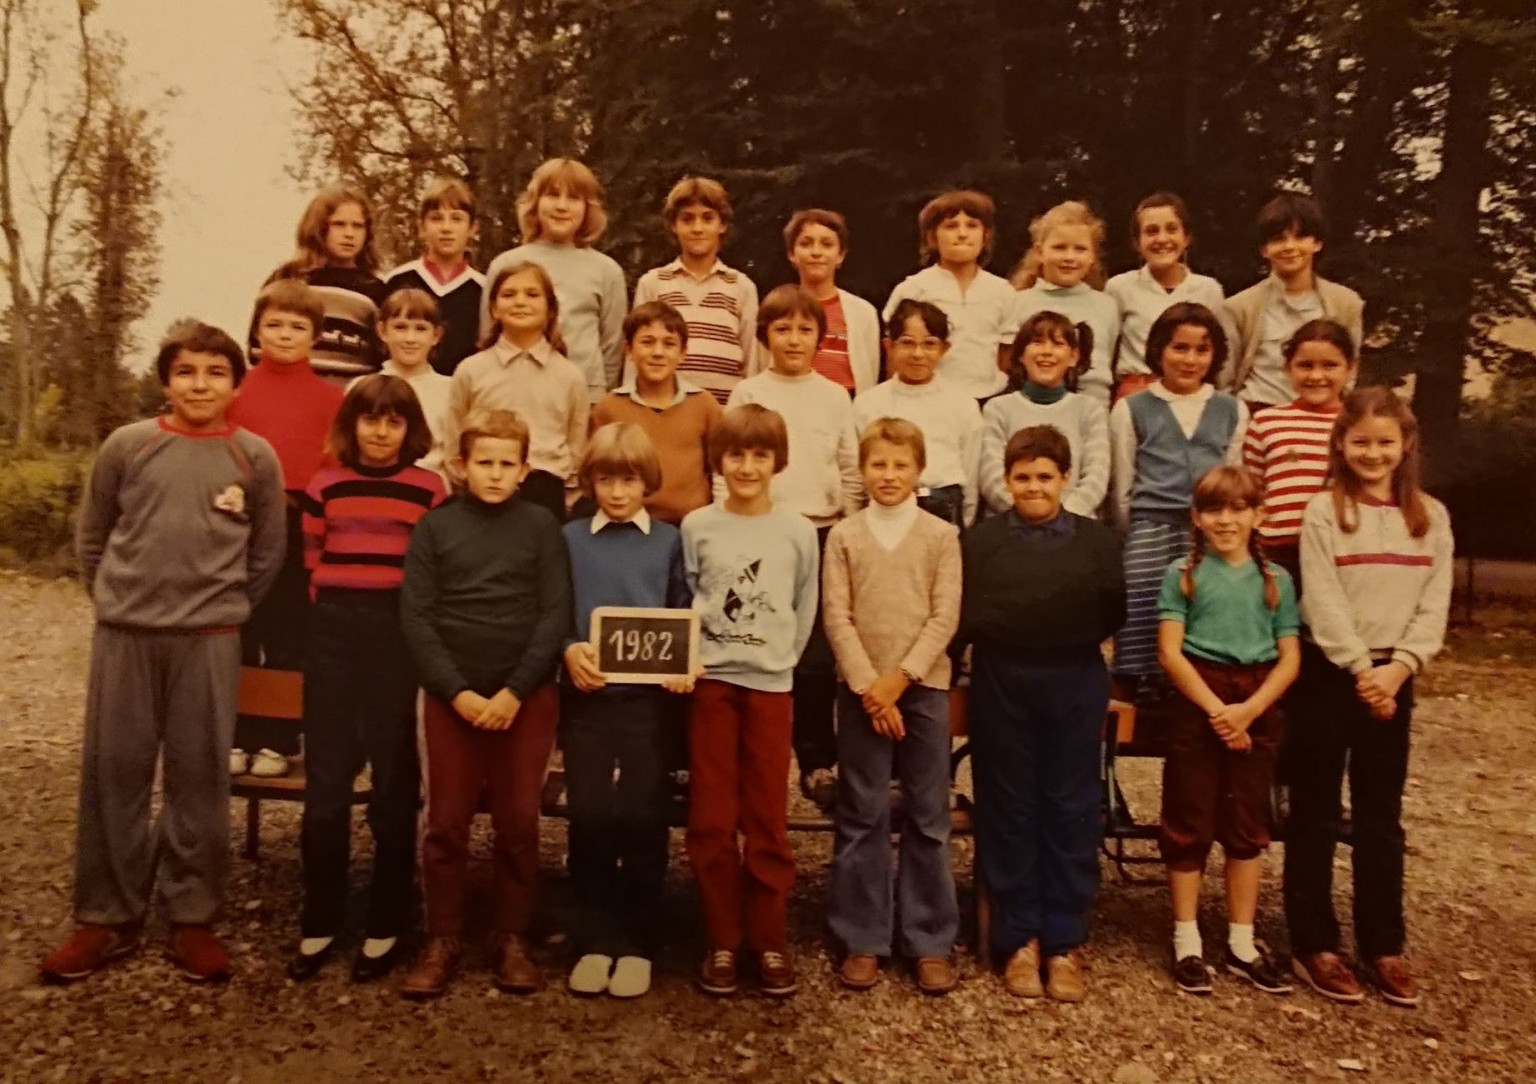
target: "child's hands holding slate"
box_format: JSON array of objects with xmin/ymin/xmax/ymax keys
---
[{"xmin": 564, "ymin": 642, "xmax": 608, "ymax": 693}]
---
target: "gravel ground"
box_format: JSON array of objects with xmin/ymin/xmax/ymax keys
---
[{"xmin": 1, "ymin": 570, "xmax": 1533, "ymax": 1083}]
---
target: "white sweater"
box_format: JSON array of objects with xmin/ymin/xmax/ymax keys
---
[
  {"xmin": 854, "ymin": 376, "xmax": 983, "ymax": 524},
  {"xmin": 979, "ymin": 390, "xmax": 1109, "ymax": 517},
  {"xmin": 836, "ymin": 289, "xmax": 884, "ymax": 393},
  {"xmin": 1105, "ymin": 266, "xmax": 1231, "ymax": 380},
  {"xmin": 723, "ymin": 369, "xmax": 863, "ymax": 525}
]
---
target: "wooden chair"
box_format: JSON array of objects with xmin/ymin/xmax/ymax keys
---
[{"xmin": 229, "ymin": 667, "xmax": 372, "ymax": 859}]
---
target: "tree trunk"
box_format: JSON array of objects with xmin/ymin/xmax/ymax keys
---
[{"xmin": 1414, "ymin": 33, "xmax": 1493, "ymax": 484}]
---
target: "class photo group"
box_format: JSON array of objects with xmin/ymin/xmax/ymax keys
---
[{"xmin": 39, "ymin": 157, "xmax": 1452, "ymax": 1016}]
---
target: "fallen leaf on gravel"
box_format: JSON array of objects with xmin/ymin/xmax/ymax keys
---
[
  {"xmin": 1337, "ymin": 1058, "xmax": 1367, "ymax": 1072},
  {"xmin": 1281, "ymin": 1004, "xmax": 1322, "ymax": 1023},
  {"xmin": 1423, "ymin": 1038, "xmax": 1440, "ymax": 1050},
  {"xmin": 1458, "ymin": 970, "xmax": 1485, "ymax": 982}
]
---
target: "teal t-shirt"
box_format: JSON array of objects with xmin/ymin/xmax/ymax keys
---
[{"xmin": 1157, "ymin": 554, "xmax": 1299, "ymax": 665}]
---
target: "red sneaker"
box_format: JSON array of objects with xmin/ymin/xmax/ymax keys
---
[
  {"xmin": 167, "ymin": 925, "xmax": 231, "ymax": 982},
  {"xmin": 39, "ymin": 923, "xmax": 140, "ymax": 983}
]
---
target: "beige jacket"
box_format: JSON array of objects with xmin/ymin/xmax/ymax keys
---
[{"xmin": 1220, "ymin": 274, "xmax": 1364, "ymax": 396}]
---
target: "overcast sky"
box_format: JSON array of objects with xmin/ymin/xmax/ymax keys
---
[{"xmin": 100, "ymin": 1, "xmax": 312, "ymax": 364}]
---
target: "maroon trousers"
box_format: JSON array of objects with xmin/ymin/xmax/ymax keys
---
[
  {"xmin": 685, "ymin": 679, "xmax": 795, "ymax": 953},
  {"xmin": 420, "ymin": 686, "xmax": 558, "ymax": 936}
]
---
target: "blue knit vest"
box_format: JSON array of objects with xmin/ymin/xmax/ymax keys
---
[{"xmin": 1127, "ymin": 391, "xmax": 1240, "ymax": 522}]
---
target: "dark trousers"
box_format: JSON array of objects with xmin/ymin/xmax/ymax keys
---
[
  {"xmin": 1159, "ymin": 658, "xmax": 1283, "ymax": 870},
  {"xmin": 1283, "ymin": 643, "xmax": 1413, "ymax": 959},
  {"xmin": 562, "ymin": 687, "xmax": 670, "ymax": 957},
  {"xmin": 237, "ymin": 503, "xmax": 307, "ymax": 754},
  {"xmin": 971, "ymin": 648, "xmax": 1107, "ymax": 958},
  {"xmin": 686, "ymin": 679, "xmax": 795, "ymax": 953},
  {"xmin": 792, "ymin": 525, "xmax": 838, "ymax": 775},
  {"xmin": 918, "ymin": 484, "xmax": 966, "ymax": 531},
  {"xmin": 420, "ymin": 686, "xmax": 559, "ymax": 936},
  {"xmin": 520, "ymin": 469, "xmax": 567, "ymax": 523},
  {"xmin": 299, "ymin": 590, "xmax": 420, "ymax": 939}
]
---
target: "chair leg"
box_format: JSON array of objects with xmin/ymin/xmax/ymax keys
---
[{"xmin": 245, "ymin": 796, "xmax": 260, "ymax": 861}]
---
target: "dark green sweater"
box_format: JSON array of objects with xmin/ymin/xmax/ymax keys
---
[
  {"xmin": 401, "ymin": 493, "xmax": 571, "ymax": 701},
  {"xmin": 958, "ymin": 511, "xmax": 1127, "ymax": 658}
]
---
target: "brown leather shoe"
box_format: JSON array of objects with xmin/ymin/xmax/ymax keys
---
[
  {"xmin": 757, "ymin": 950, "xmax": 798, "ymax": 997},
  {"xmin": 839, "ymin": 953, "xmax": 879, "ymax": 990},
  {"xmin": 167, "ymin": 925, "xmax": 230, "ymax": 982},
  {"xmin": 915, "ymin": 956, "xmax": 958, "ymax": 995},
  {"xmin": 1045, "ymin": 952, "xmax": 1086, "ymax": 1002},
  {"xmin": 400, "ymin": 936, "xmax": 460, "ymax": 1000},
  {"xmin": 1292, "ymin": 951, "xmax": 1365, "ymax": 1004},
  {"xmin": 494, "ymin": 934, "xmax": 544, "ymax": 993},
  {"xmin": 40, "ymin": 923, "xmax": 140, "ymax": 984},
  {"xmin": 1003, "ymin": 940, "xmax": 1043, "ymax": 998},
  {"xmin": 698, "ymin": 948, "xmax": 738, "ymax": 996},
  {"xmin": 1371, "ymin": 955, "xmax": 1420, "ymax": 1008}
]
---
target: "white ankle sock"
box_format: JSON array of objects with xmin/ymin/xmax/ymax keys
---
[
  {"xmin": 1173, "ymin": 921, "xmax": 1202, "ymax": 961},
  {"xmin": 299, "ymin": 936, "xmax": 334, "ymax": 957},
  {"xmin": 1228, "ymin": 923, "xmax": 1259, "ymax": 964},
  {"xmin": 362, "ymin": 936, "xmax": 397, "ymax": 960}
]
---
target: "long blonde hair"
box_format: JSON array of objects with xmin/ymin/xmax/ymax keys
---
[
  {"xmin": 515, "ymin": 158, "xmax": 608, "ymax": 246},
  {"xmin": 1010, "ymin": 200, "xmax": 1107, "ymax": 290},
  {"xmin": 1180, "ymin": 465, "xmax": 1280, "ymax": 610}
]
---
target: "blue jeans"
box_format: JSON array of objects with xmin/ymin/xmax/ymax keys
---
[
  {"xmin": 827, "ymin": 684, "xmax": 957, "ymax": 958},
  {"xmin": 971, "ymin": 648, "xmax": 1107, "ymax": 958}
]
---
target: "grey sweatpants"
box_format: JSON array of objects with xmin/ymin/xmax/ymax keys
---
[{"xmin": 73, "ymin": 624, "xmax": 241, "ymax": 926}]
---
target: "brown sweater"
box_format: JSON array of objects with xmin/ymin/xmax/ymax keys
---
[
  {"xmin": 591, "ymin": 385, "xmax": 722, "ymax": 525},
  {"xmin": 822, "ymin": 506, "xmax": 962, "ymax": 691}
]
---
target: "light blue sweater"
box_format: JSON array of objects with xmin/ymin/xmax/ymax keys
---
[{"xmin": 1012, "ymin": 282, "xmax": 1121, "ymax": 406}]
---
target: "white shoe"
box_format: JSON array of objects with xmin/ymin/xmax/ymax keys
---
[
  {"xmin": 608, "ymin": 956, "xmax": 651, "ymax": 998},
  {"xmin": 229, "ymin": 750, "xmax": 250, "ymax": 776},
  {"xmin": 248, "ymin": 749, "xmax": 290, "ymax": 778},
  {"xmin": 568, "ymin": 953, "xmax": 613, "ymax": 995}
]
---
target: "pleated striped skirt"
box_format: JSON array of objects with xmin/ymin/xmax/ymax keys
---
[{"xmin": 1112, "ymin": 519, "xmax": 1190, "ymax": 678}]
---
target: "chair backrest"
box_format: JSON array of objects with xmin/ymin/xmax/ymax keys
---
[{"xmin": 238, "ymin": 667, "xmax": 304, "ymax": 721}]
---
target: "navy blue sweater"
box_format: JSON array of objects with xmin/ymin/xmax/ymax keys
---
[{"xmin": 563, "ymin": 516, "xmax": 690, "ymax": 668}]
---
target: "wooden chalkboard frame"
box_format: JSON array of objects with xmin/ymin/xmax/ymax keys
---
[{"xmin": 588, "ymin": 605, "xmax": 700, "ymax": 684}]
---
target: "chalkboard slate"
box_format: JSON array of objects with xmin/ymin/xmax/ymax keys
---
[{"xmin": 589, "ymin": 606, "xmax": 700, "ymax": 684}]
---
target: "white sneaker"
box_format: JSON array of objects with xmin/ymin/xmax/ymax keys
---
[
  {"xmin": 608, "ymin": 956, "xmax": 651, "ymax": 998},
  {"xmin": 568, "ymin": 953, "xmax": 613, "ymax": 995},
  {"xmin": 229, "ymin": 749, "xmax": 250, "ymax": 776},
  {"xmin": 248, "ymin": 749, "xmax": 290, "ymax": 778}
]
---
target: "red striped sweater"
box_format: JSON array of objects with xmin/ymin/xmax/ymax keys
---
[
  {"xmin": 301, "ymin": 463, "xmax": 446, "ymax": 591},
  {"xmin": 1243, "ymin": 400, "xmax": 1339, "ymax": 547}
]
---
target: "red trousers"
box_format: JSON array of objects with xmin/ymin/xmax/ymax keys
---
[
  {"xmin": 685, "ymin": 679, "xmax": 795, "ymax": 953},
  {"xmin": 420, "ymin": 686, "xmax": 558, "ymax": 936}
]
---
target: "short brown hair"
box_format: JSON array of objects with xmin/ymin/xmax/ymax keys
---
[
  {"xmin": 710, "ymin": 403, "xmax": 788, "ymax": 474},
  {"xmin": 580, "ymin": 422, "xmax": 663, "ymax": 496},
  {"xmin": 623, "ymin": 301, "xmax": 689, "ymax": 348},
  {"xmin": 918, "ymin": 189, "xmax": 996, "ymax": 263},
  {"xmin": 858, "ymin": 416, "xmax": 927, "ymax": 471},
  {"xmin": 457, "ymin": 408, "xmax": 530, "ymax": 461},
  {"xmin": 516, "ymin": 158, "xmax": 608, "ymax": 246},
  {"xmin": 783, "ymin": 208, "xmax": 849, "ymax": 254},
  {"xmin": 330, "ymin": 374, "xmax": 434, "ymax": 469},
  {"xmin": 1003, "ymin": 425, "xmax": 1072, "ymax": 476},
  {"xmin": 379, "ymin": 287, "xmax": 442, "ymax": 325},
  {"xmin": 662, "ymin": 176, "xmax": 732, "ymax": 227},
  {"xmin": 252, "ymin": 279, "xmax": 325, "ymax": 337},
  {"xmin": 155, "ymin": 321, "xmax": 247, "ymax": 386},
  {"xmin": 756, "ymin": 284, "xmax": 827, "ymax": 346},
  {"xmin": 419, "ymin": 176, "xmax": 477, "ymax": 221}
]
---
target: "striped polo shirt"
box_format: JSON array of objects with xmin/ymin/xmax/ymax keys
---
[
  {"xmin": 1243, "ymin": 400, "xmax": 1338, "ymax": 547},
  {"xmin": 633, "ymin": 258, "xmax": 759, "ymax": 404},
  {"xmin": 302, "ymin": 463, "xmax": 446, "ymax": 591}
]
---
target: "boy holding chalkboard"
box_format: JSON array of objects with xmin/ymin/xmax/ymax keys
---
[
  {"xmin": 560, "ymin": 422, "xmax": 694, "ymax": 999},
  {"xmin": 682, "ymin": 403, "xmax": 819, "ymax": 998}
]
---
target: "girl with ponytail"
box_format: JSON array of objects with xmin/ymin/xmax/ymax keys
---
[{"xmin": 1154, "ymin": 464, "xmax": 1301, "ymax": 996}]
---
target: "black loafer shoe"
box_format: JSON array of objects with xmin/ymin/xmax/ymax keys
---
[
  {"xmin": 1173, "ymin": 954, "xmax": 1214, "ymax": 995},
  {"xmin": 1224, "ymin": 944, "xmax": 1294, "ymax": 995},
  {"xmin": 287, "ymin": 941, "xmax": 337, "ymax": 982},
  {"xmin": 351, "ymin": 939, "xmax": 406, "ymax": 983}
]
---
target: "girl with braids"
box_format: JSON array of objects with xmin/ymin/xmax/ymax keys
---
[
  {"xmin": 1154, "ymin": 464, "xmax": 1300, "ymax": 996},
  {"xmin": 980, "ymin": 311, "xmax": 1109, "ymax": 517}
]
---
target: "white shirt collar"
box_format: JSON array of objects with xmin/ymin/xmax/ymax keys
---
[
  {"xmin": 615, "ymin": 374, "xmax": 704, "ymax": 408},
  {"xmin": 492, "ymin": 336, "xmax": 553, "ymax": 367},
  {"xmin": 1149, "ymin": 381, "xmax": 1215, "ymax": 403},
  {"xmin": 590, "ymin": 507, "xmax": 652, "ymax": 535}
]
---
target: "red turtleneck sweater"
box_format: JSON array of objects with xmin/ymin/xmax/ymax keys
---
[{"xmin": 228, "ymin": 358, "xmax": 344, "ymax": 492}]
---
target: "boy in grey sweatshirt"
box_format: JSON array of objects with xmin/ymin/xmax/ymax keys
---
[{"xmin": 40, "ymin": 322, "xmax": 286, "ymax": 985}]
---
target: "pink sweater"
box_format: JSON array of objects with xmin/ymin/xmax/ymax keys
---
[{"xmin": 821, "ymin": 506, "xmax": 962, "ymax": 691}]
